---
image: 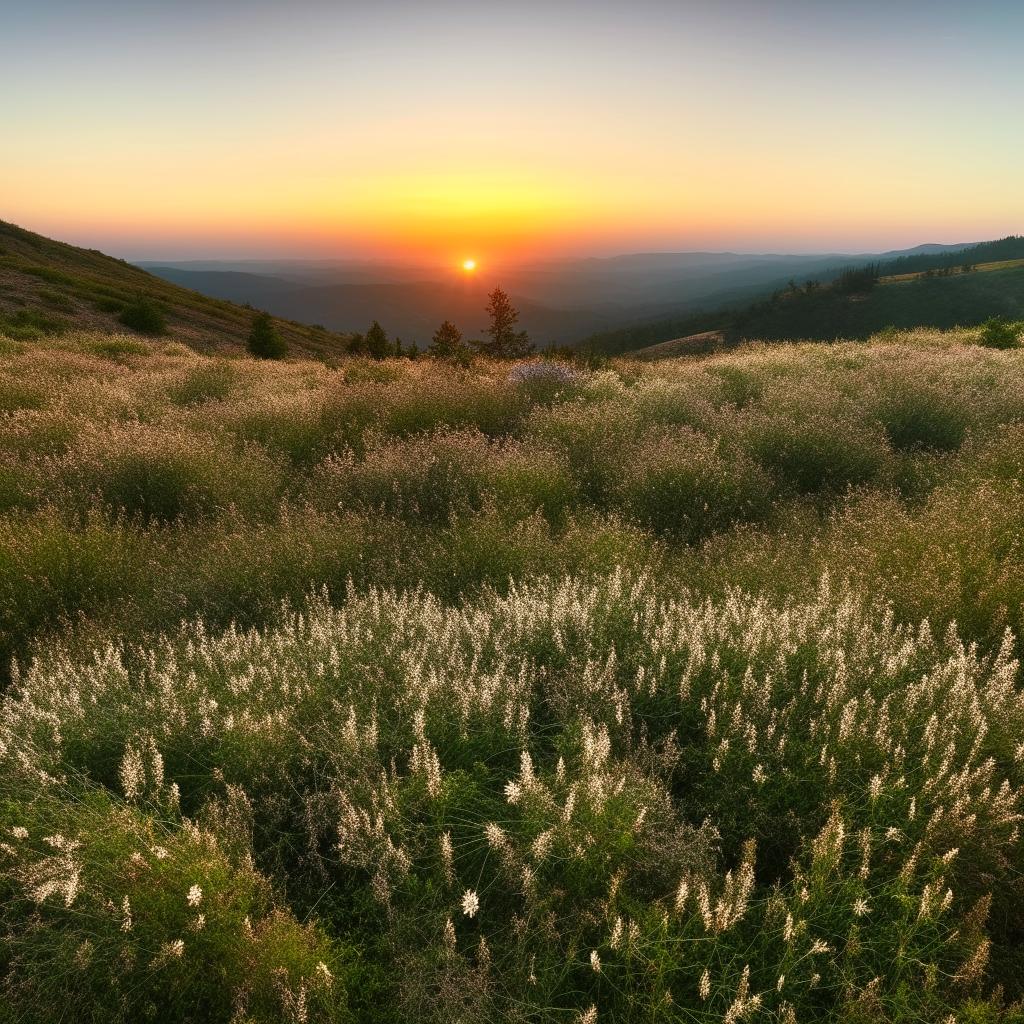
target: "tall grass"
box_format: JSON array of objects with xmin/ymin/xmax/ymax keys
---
[{"xmin": 3, "ymin": 330, "xmax": 1024, "ymax": 1020}]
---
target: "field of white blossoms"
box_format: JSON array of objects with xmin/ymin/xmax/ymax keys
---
[{"xmin": 2, "ymin": 328, "xmax": 1024, "ymax": 1023}]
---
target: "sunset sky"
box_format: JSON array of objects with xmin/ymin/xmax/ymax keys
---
[{"xmin": 3, "ymin": 0, "xmax": 1022, "ymax": 263}]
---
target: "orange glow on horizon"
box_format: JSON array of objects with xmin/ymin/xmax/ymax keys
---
[{"xmin": 3, "ymin": 4, "xmax": 1020, "ymax": 262}]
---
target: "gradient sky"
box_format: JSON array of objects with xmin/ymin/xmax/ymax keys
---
[{"xmin": 2, "ymin": 0, "xmax": 1022, "ymax": 263}]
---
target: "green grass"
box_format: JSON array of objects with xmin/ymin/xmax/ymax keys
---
[{"xmin": 2, "ymin": 329, "xmax": 1024, "ymax": 1022}]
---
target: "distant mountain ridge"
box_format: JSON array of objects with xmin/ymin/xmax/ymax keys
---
[
  {"xmin": 581, "ymin": 237, "xmax": 1024, "ymax": 355},
  {"xmin": 138, "ymin": 240, "xmax": 983, "ymax": 347}
]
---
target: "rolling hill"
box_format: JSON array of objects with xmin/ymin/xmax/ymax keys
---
[
  {"xmin": 582, "ymin": 237, "xmax": 1024, "ymax": 355},
  {"xmin": 0, "ymin": 220, "xmax": 352, "ymax": 356},
  {"xmin": 139, "ymin": 242, "xmax": 982, "ymax": 348}
]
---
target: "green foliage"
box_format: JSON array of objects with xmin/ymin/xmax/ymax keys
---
[
  {"xmin": 168, "ymin": 362, "xmax": 236, "ymax": 406},
  {"xmin": 87, "ymin": 336, "xmax": 150, "ymax": 359},
  {"xmin": 616, "ymin": 428, "xmax": 774, "ymax": 540},
  {"xmin": 833, "ymin": 262, "xmax": 881, "ymax": 294},
  {"xmin": 737, "ymin": 403, "xmax": 889, "ymax": 495},
  {"xmin": 0, "ymin": 790, "xmax": 350, "ymax": 1024},
  {"xmin": 0, "ymin": 307, "xmax": 68, "ymax": 339},
  {"xmin": 978, "ymin": 315, "xmax": 1021, "ymax": 349},
  {"xmin": 37, "ymin": 288, "xmax": 74, "ymax": 311},
  {"xmin": 477, "ymin": 287, "xmax": 533, "ymax": 359},
  {"xmin": 55, "ymin": 424, "xmax": 283, "ymax": 524},
  {"xmin": 873, "ymin": 384, "xmax": 969, "ymax": 452},
  {"xmin": 428, "ymin": 319, "xmax": 470, "ymax": 363},
  {"xmin": 364, "ymin": 320, "xmax": 391, "ymax": 360},
  {"xmin": 118, "ymin": 295, "xmax": 167, "ymax": 335},
  {"xmin": 248, "ymin": 312, "xmax": 287, "ymax": 360}
]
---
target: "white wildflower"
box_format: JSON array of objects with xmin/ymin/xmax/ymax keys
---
[
  {"xmin": 153, "ymin": 939, "xmax": 185, "ymax": 966},
  {"xmin": 532, "ymin": 829, "xmax": 554, "ymax": 861},
  {"xmin": 699, "ymin": 968, "xmax": 711, "ymax": 1000},
  {"xmin": 674, "ymin": 877, "xmax": 688, "ymax": 912},
  {"xmin": 439, "ymin": 832, "xmax": 454, "ymax": 885},
  {"xmin": 119, "ymin": 742, "xmax": 145, "ymax": 801},
  {"xmin": 461, "ymin": 889, "xmax": 479, "ymax": 918}
]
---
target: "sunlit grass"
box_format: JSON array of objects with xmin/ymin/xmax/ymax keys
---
[{"xmin": 3, "ymin": 328, "xmax": 1024, "ymax": 1022}]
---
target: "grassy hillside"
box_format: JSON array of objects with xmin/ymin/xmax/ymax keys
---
[
  {"xmin": 0, "ymin": 220, "xmax": 351, "ymax": 356},
  {"xmin": 4, "ymin": 327, "xmax": 1024, "ymax": 1022},
  {"xmin": 584, "ymin": 238, "xmax": 1024, "ymax": 355}
]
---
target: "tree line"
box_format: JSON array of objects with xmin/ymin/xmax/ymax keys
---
[{"xmin": 248, "ymin": 286, "xmax": 534, "ymax": 362}]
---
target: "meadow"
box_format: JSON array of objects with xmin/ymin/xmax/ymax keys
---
[{"xmin": 3, "ymin": 326, "xmax": 1024, "ymax": 1023}]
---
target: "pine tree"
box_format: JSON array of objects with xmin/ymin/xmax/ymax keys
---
[
  {"xmin": 247, "ymin": 312, "xmax": 287, "ymax": 359},
  {"xmin": 428, "ymin": 320, "xmax": 470, "ymax": 363},
  {"xmin": 365, "ymin": 320, "xmax": 390, "ymax": 359},
  {"xmin": 477, "ymin": 287, "xmax": 532, "ymax": 359}
]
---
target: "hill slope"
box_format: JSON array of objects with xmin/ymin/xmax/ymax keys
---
[
  {"xmin": 582, "ymin": 237, "xmax": 1024, "ymax": 354},
  {"xmin": 0, "ymin": 220, "xmax": 351, "ymax": 355}
]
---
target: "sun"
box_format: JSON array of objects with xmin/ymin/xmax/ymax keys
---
[{"xmin": 462, "ymin": 258, "xmax": 477, "ymax": 272}]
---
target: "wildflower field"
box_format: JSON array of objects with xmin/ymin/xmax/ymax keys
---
[{"xmin": 3, "ymin": 328, "xmax": 1024, "ymax": 1023}]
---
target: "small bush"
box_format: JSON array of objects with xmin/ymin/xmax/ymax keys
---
[
  {"xmin": 312, "ymin": 429, "xmax": 492, "ymax": 522},
  {"xmin": 507, "ymin": 360, "xmax": 583, "ymax": 405},
  {"xmin": 978, "ymin": 316, "xmax": 1021, "ymax": 349},
  {"xmin": 707, "ymin": 363, "xmax": 764, "ymax": 409},
  {"xmin": 616, "ymin": 427, "xmax": 775, "ymax": 540},
  {"xmin": 168, "ymin": 362, "xmax": 236, "ymax": 406},
  {"xmin": 37, "ymin": 288, "xmax": 74, "ymax": 311},
  {"xmin": 118, "ymin": 295, "xmax": 167, "ymax": 335},
  {"xmin": 87, "ymin": 336, "xmax": 150, "ymax": 359},
  {"xmin": 0, "ymin": 461, "xmax": 40, "ymax": 513},
  {"xmin": 874, "ymin": 384, "xmax": 969, "ymax": 452},
  {"xmin": 737, "ymin": 402, "xmax": 889, "ymax": 495},
  {"xmin": 56, "ymin": 424, "xmax": 283, "ymax": 523},
  {"xmin": 0, "ymin": 378, "xmax": 46, "ymax": 412},
  {"xmin": 248, "ymin": 312, "xmax": 287, "ymax": 360}
]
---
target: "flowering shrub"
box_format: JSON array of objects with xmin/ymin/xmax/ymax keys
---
[{"xmin": 508, "ymin": 359, "xmax": 583, "ymax": 387}]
